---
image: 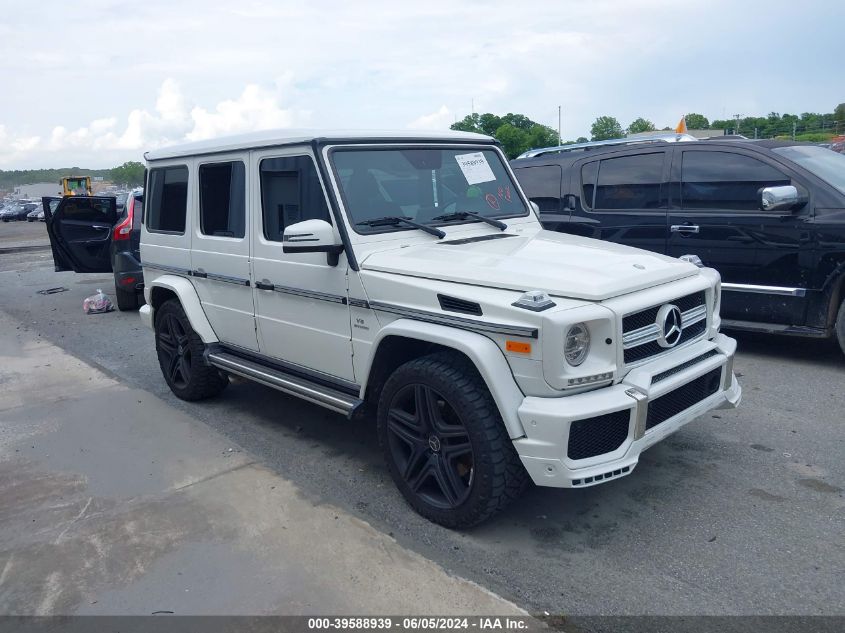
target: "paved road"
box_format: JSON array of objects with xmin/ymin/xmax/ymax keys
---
[{"xmin": 1, "ymin": 250, "xmax": 843, "ymax": 617}]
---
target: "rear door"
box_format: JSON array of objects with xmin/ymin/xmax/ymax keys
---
[
  {"xmin": 566, "ymin": 150, "xmax": 669, "ymax": 254},
  {"xmin": 44, "ymin": 195, "xmax": 117, "ymax": 273}
]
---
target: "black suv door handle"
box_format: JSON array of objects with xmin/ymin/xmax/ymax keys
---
[
  {"xmin": 255, "ymin": 281, "xmax": 275, "ymax": 291},
  {"xmin": 670, "ymin": 224, "xmax": 700, "ymax": 234}
]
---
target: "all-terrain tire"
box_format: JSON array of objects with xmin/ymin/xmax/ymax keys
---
[
  {"xmin": 835, "ymin": 298, "xmax": 845, "ymax": 359},
  {"xmin": 115, "ymin": 286, "xmax": 140, "ymax": 311},
  {"xmin": 155, "ymin": 299, "xmax": 228, "ymax": 401},
  {"xmin": 377, "ymin": 351, "xmax": 529, "ymax": 529}
]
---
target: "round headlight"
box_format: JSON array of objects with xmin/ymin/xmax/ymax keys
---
[{"xmin": 565, "ymin": 323, "xmax": 590, "ymax": 366}]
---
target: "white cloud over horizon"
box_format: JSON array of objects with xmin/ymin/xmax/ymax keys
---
[{"xmin": 0, "ymin": 0, "xmax": 842, "ymax": 169}]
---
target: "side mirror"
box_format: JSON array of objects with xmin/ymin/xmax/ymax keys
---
[
  {"xmin": 759, "ymin": 185, "xmax": 806, "ymax": 212},
  {"xmin": 283, "ymin": 219, "xmax": 345, "ymax": 266}
]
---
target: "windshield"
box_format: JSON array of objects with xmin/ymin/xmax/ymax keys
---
[
  {"xmin": 773, "ymin": 145, "xmax": 845, "ymax": 195},
  {"xmin": 331, "ymin": 147, "xmax": 528, "ymax": 233}
]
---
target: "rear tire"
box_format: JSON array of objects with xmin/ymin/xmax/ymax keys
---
[
  {"xmin": 377, "ymin": 352, "xmax": 529, "ymax": 529},
  {"xmin": 835, "ymin": 299, "xmax": 845, "ymax": 358},
  {"xmin": 115, "ymin": 286, "xmax": 140, "ymax": 311},
  {"xmin": 155, "ymin": 299, "xmax": 228, "ymax": 401}
]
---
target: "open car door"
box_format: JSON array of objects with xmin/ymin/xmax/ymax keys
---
[{"xmin": 43, "ymin": 195, "xmax": 117, "ymax": 273}]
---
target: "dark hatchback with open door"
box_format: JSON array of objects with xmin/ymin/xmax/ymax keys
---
[{"xmin": 42, "ymin": 191, "xmax": 145, "ymax": 311}]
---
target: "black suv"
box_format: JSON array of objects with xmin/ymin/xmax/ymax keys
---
[
  {"xmin": 512, "ymin": 137, "xmax": 845, "ymax": 356},
  {"xmin": 42, "ymin": 191, "xmax": 144, "ymax": 311}
]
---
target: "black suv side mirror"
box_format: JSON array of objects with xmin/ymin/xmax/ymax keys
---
[{"xmin": 759, "ymin": 185, "xmax": 807, "ymax": 212}]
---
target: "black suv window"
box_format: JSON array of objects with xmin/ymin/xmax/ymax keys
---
[
  {"xmin": 61, "ymin": 197, "xmax": 114, "ymax": 222},
  {"xmin": 681, "ymin": 151, "xmax": 791, "ymax": 211},
  {"xmin": 512, "ymin": 165, "xmax": 562, "ymax": 212},
  {"xmin": 594, "ymin": 153, "xmax": 663, "ymax": 210},
  {"xmin": 581, "ymin": 161, "xmax": 598, "ymax": 208},
  {"xmin": 199, "ymin": 161, "xmax": 246, "ymax": 238},
  {"xmin": 147, "ymin": 166, "xmax": 188, "ymax": 233},
  {"xmin": 260, "ymin": 156, "xmax": 331, "ymax": 242}
]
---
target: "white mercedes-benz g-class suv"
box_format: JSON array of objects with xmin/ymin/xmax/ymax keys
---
[{"xmin": 44, "ymin": 130, "xmax": 741, "ymax": 528}]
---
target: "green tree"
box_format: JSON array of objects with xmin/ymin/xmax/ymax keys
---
[
  {"xmin": 494, "ymin": 124, "xmax": 529, "ymax": 159},
  {"xmin": 576, "ymin": 136, "xmax": 589, "ymax": 143},
  {"xmin": 110, "ymin": 161, "xmax": 145, "ymax": 187},
  {"xmin": 627, "ymin": 117, "xmax": 655, "ymax": 134},
  {"xmin": 590, "ymin": 116, "xmax": 623, "ymax": 141},
  {"xmin": 450, "ymin": 112, "xmax": 559, "ymax": 158},
  {"xmin": 835, "ymin": 103, "xmax": 845, "ymax": 134},
  {"xmin": 684, "ymin": 113, "xmax": 709, "ymax": 129},
  {"xmin": 451, "ymin": 113, "xmax": 481, "ymax": 134}
]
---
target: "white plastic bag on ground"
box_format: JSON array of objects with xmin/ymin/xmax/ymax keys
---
[{"xmin": 83, "ymin": 289, "xmax": 114, "ymax": 314}]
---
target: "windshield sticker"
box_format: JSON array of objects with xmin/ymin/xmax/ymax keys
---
[
  {"xmin": 485, "ymin": 193, "xmax": 500, "ymax": 210},
  {"xmin": 455, "ymin": 152, "xmax": 496, "ymax": 185}
]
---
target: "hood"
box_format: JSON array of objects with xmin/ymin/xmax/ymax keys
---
[{"xmin": 360, "ymin": 229, "xmax": 698, "ymax": 302}]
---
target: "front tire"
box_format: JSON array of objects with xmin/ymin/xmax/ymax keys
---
[
  {"xmin": 155, "ymin": 299, "xmax": 228, "ymax": 401},
  {"xmin": 377, "ymin": 352, "xmax": 528, "ymax": 528},
  {"xmin": 835, "ymin": 299, "xmax": 845, "ymax": 358}
]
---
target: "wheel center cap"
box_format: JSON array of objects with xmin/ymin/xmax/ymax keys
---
[{"xmin": 428, "ymin": 435, "xmax": 441, "ymax": 452}]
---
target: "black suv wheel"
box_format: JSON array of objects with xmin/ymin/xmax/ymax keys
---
[
  {"xmin": 836, "ymin": 299, "xmax": 845, "ymax": 358},
  {"xmin": 155, "ymin": 299, "xmax": 228, "ymax": 401},
  {"xmin": 377, "ymin": 352, "xmax": 528, "ymax": 528}
]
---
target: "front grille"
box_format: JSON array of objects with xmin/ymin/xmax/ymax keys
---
[
  {"xmin": 567, "ymin": 410, "xmax": 631, "ymax": 460},
  {"xmin": 622, "ymin": 290, "xmax": 708, "ymax": 365},
  {"xmin": 624, "ymin": 320, "xmax": 707, "ymax": 364},
  {"xmin": 622, "ymin": 291, "xmax": 705, "ymax": 333},
  {"xmin": 646, "ymin": 368, "xmax": 722, "ymax": 430}
]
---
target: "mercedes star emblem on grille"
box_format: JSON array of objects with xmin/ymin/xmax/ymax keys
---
[{"xmin": 656, "ymin": 304, "xmax": 683, "ymax": 348}]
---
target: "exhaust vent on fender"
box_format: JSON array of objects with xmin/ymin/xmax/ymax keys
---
[{"xmin": 437, "ymin": 294, "xmax": 483, "ymax": 316}]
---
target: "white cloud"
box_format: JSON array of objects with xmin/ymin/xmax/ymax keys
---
[{"xmin": 407, "ymin": 106, "xmax": 454, "ymax": 130}]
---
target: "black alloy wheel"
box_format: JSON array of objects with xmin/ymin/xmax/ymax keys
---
[
  {"xmin": 386, "ymin": 383, "xmax": 475, "ymax": 509},
  {"xmin": 157, "ymin": 311, "xmax": 193, "ymax": 390}
]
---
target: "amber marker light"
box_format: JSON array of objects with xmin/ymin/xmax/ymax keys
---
[{"xmin": 506, "ymin": 341, "xmax": 532, "ymax": 354}]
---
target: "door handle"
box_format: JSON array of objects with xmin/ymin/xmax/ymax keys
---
[
  {"xmin": 255, "ymin": 281, "xmax": 275, "ymax": 291},
  {"xmin": 670, "ymin": 224, "xmax": 700, "ymax": 234}
]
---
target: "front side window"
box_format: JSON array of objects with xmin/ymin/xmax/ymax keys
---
[
  {"xmin": 681, "ymin": 151, "xmax": 791, "ymax": 211},
  {"xmin": 594, "ymin": 153, "xmax": 663, "ymax": 210},
  {"xmin": 199, "ymin": 161, "xmax": 245, "ymax": 238},
  {"xmin": 60, "ymin": 197, "xmax": 113, "ymax": 222},
  {"xmin": 331, "ymin": 147, "xmax": 527, "ymax": 233},
  {"xmin": 260, "ymin": 156, "xmax": 330, "ymax": 242},
  {"xmin": 147, "ymin": 166, "xmax": 188, "ymax": 233},
  {"xmin": 773, "ymin": 145, "xmax": 845, "ymax": 195}
]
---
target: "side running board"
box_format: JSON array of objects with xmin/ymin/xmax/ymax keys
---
[{"xmin": 206, "ymin": 351, "xmax": 363, "ymax": 418}]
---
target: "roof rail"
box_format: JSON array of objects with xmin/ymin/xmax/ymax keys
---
[{"xmin": 516, "ymin": 132, "xmax": 698, "ymax": 159}]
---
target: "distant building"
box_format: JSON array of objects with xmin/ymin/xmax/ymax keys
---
[{"xmin": 14, "ymin": 182, "xmax": 61, "ymax": 200}]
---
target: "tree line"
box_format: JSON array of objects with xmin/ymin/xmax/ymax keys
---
[
  {"xmin": 0, "ymin": 161, "xmax": 145, "ymax": 191},
  {"xmin": 452, "ymin": 103, "xmax": 845, "ymax": 157}
]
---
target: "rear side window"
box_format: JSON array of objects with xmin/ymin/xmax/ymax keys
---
[
  {"xmin": 61, "ymin": 197, "xmax": 113, "ymax": 222},
  {"xmin": 513, "ymin": 165, "xmax": 562, "ymax": 213},
  {"xmin": 681, "ymin": 151, "xmax": 791, "ymax": 211},
  {"xmin": 260, "ymin": 156, "xmax": 330, "ymax": 242},
  {"xmin": 146, "ymin": 166, "xmax": 188, "ymax": 233},
  {"xmin": 199, "ymin": 161, "xmax": 246, "ymax": 238},
  {"xmin": 595, "ymin": 153, "xmax": 663, "ymax": 210}
]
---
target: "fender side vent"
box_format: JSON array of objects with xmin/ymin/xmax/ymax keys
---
[{"xmin": 437, "ymin": 294, "xmax": 483, "ymax": 316}]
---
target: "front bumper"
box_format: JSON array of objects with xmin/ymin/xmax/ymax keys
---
[{"xmin": 513, "ymin": 333, "xmax": 741, "ymax": 488}]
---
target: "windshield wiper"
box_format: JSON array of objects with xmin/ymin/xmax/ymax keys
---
[
  {"xmin": 430, "ymin": 211, "xmax": 508, "ymax": 231},
  {"xmin": 356, "ymin": 216, "xmax": 445, "ymax": 239}
]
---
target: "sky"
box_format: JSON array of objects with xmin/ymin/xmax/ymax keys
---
[{"xmin": 0, "ymin": 0, "xmax": 842, "ymax": 169}]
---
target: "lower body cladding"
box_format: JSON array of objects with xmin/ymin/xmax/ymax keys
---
[{"xmin": 513, "ymin": 333, "xmax": 741, "ymax": 488}]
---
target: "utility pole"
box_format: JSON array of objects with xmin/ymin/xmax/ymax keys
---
[
  {"xmin": 558, "ymin": 105, "xmax": 562, "ymax": 145},
  {"xmin": 792, "ymin": 120, "xmax": 797, "ymax": 141},
  {"xmin": 754, "ymin": 127, "xmax": 758, "ymax": 139},
  {"xmin": 733, "ymin": 114, "xmax": 743, "ymax": 135}
]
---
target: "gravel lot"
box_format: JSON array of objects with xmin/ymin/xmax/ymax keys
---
[{"xmin": 1, "ymin": 221, "xmax": 843, "ymax": 617}]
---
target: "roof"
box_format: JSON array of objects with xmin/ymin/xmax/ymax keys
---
[{"xmin": 144, "ymin": 128, "xmax": 495, "ymax": 161}]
